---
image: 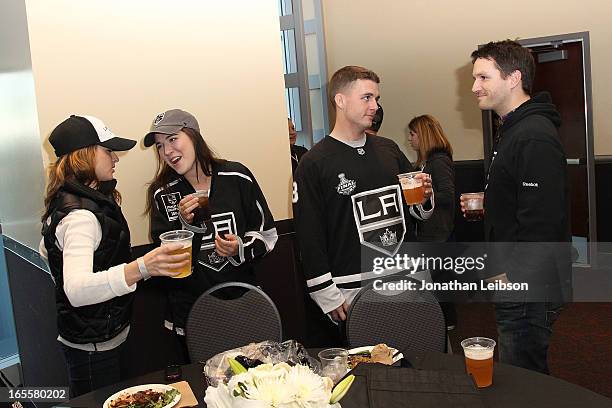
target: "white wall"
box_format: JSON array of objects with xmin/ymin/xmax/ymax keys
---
[
  {"xmin": 322, "ymin": 0, "xmax": 612, "ymax": 161},
  {"xmin": 26, "ymin": 0, "xmax": 291, "ymax": 245}
]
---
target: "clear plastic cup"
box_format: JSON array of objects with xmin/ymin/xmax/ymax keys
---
[
  {"xmin": 398, "ymin": 171, "xmax": 425, "ymax": 205},
  {"xmin": 461, "ymin": 192, "xmax": 484, "ymax": 222},
  {"xmin": 461, "ymin": 337, "xmax": 496, "ymax": 388},
  {"xmin": 159, "ymin": 230, "xmax": 194, "ymax": 278},
  {"xmin": 318, "ymin": 348, "xmax": 348, "ymax": 383}
]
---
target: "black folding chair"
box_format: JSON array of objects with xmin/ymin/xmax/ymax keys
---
[
  {"xmin": 185, "ymin": 282, "xmax": 282, "ymax": 362},
  {"xmin": 345, "ymin": 275, "xmax": 446, "ymax": 354}
]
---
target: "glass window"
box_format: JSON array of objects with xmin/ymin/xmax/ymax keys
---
[
  {"xmin": 280, "ymin": 30, "xmax": 298, "ymax": 75},
  {"xmin": 285, "ymin": 87, "xmax": 302, "ymax": 131},
  {"xmin": 278, "ymin": 0, "xmax": 293, "ymax": 16}
]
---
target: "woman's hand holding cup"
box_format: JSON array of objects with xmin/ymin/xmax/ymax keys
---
[{"xmin": 143, "ymin": 243, "xmax": 190, "ymax": 277}]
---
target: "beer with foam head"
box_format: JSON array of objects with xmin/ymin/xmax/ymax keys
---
[
  {"xmin": 398, "ymin": 171, "xmax": 425, "ymax": 205},
  {"xmin": 461, "ymin": 192, "xmax": 484, "ymax": 222},
  {"xmin": 461, "ymin": 337, "xmax": 496, "ymax": 388}
]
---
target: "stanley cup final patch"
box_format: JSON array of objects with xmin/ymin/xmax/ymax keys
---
[
  {"xmin": 336, "ymin": 173, "xmax": 357, "ymax": 195},
  {"xmin": 161, "ymin": 192, "xmax": 182, "ymax": 221},
  {"xmin": 351, "ymin": 185, "xmax": 406, "ymax": 257}
]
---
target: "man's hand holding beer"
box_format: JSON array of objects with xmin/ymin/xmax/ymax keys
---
[{"xmin": 416, "ymin": 172, "xmax": 433, "ymax": 203}]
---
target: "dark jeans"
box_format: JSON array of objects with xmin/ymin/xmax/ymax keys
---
[
  {"xmin": 494, "ymin": 300, "xmax": 563, "ymax": 374},
  {"xmin": 61, "ymin": 344, "xmax": 122, "ymax": 398}
]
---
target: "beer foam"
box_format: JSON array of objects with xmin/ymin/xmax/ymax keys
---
[
  {"xmin": 464, "ymin": 344, "xmax": 494, "ymax": 360},
  {"xmin": 466, "ymin": 199, "xmax": 482, "ymax": 210}
]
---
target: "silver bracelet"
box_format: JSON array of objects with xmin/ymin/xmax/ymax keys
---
[{"xmin": 137, "ymin": 256, "xmax": 151, "ymax": 280}]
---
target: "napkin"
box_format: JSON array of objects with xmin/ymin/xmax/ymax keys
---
[
  {"xmin": 170, "ymin": 380, "xmax": 199, "ymax": 407},
  {"xmin": 343, "ymin": 363, "xmax": 485, "ymax": 408}
]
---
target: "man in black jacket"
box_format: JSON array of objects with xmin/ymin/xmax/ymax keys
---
[{"xmin": 467, "ymin": 40, "xmax": 571, "ymax": 374}]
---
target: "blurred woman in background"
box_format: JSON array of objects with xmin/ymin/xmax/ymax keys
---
[
  {"xmin": 407, "ymin": 114, "xmax": 455, "ymax": 242},
  {"xmin": 407, "ymin": 114, "xmax": 457, "ymax": 330}
]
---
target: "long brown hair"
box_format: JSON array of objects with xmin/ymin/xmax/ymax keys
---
[
  {"xmin": 144, "ymin": 127, "xmax": 221, "ymax": 216},
  {"xmin": 42, "ymin": 146, "xmax": 121, "ymax": 220},
  {"xmin": 408, "ymin": 115, "xmax": 453, "ymax": 168}
]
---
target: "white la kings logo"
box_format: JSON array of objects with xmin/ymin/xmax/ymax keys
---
[
  {"xmin": 351, "ymin": 185, "xmax": 405, "ymax": 256},
  {"xmin": 153, "ymin": 112, "xmax": 165, "ymax": 125},
  {"xmin": 336, "ymin": 173, "xmax": 356, "ymax": 195},
  {"xmin": 197, "ymin": 212, "xmax": 236, "ymax": 272}
]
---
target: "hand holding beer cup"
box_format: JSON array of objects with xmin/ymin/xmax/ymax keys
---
[
  {"xmin": 460, "ymin": 192, "xmax": 484, "ymax": 221},
  {"xmin": 461, "ymin": 337, "xmax": 496, "ymax": 388},
  {"xmin": 398, "ymin": 171, "xmax": 431, "ymax": 205},
  {"xmin": 159, "ymin": 230, "xmax": 194, "ymax": 278},
  {"xmin": 142, "ymin": 242, "xmax": 191, "ymax": 278},
  {"xmin": 178, "ymin": 194, "xmax": 199, "ymax": 223}
]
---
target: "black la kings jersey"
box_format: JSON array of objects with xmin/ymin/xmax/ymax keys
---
[
  {"xmin": 151, "ymin": 160, "xmax": 278, "ymax": 329},
  {"xmin": 293, "ymin": 135, "xmax": 426, "ymax": 314}
]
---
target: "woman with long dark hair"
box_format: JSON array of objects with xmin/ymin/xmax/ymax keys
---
[
  {"xmin": 144, "ymin": 109, "xmax": 277, "ymax": 363},
  {"xmin": 41, "ymin": 115, "xmax": 189, "ymax": 396}
]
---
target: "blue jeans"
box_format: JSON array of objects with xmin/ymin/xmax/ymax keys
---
[
  {"xmin": 494, "ymin": 299, "xmax": 563, "ymax": 374},
  {"xmin": 61, "ymin": 344, "xmax": 122, "ymax": 398}
]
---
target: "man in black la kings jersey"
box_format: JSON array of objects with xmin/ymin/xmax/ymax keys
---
[{"xmin": 293, "ymin": 66, "xmax": 434, "ymax": 342}]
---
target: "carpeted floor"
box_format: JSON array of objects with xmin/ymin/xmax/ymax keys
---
[{"xmin": 448, "ymin": 302, "xmax": 612, "ymax": 399}]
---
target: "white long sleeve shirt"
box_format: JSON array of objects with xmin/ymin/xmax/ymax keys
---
[{"xmin": 39, "ymin": 209, "xmax": 136, "ymax": 351}]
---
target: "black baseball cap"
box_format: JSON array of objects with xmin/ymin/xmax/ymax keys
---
[
  {"xmin": 143, "ymin": 109, "xmax": 200, "ymax": 147},
  {"xmin": 49, "ymin": 115, "xmax": 136, "ymax": 157}
]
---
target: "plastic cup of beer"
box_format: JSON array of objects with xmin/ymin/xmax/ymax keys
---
[
  {"xmin": 318, "ymin": 348, "xmax": 348, "ymax": 384},
  {"xmin": 398, "ymin": 171, "xmax": 425, "ymax": 205},
  {"xmin": 461, "ymin": 337, "xmax": 496, "ymax": 388},
  {"xmin": 194, "ymin": 189, "xmax": 211, "ymax": 217},
  {"xmin": 461, "ymin": 192, "xmax": 484, "ymax": 222},
  {"xmin": 159, "ymin": 230, "xmax": 194, "ymax": 278}
]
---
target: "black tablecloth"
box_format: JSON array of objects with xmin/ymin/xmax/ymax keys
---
[{"xmin": 64, "ymin": 351, "xmax": 612, "ymax": 408}]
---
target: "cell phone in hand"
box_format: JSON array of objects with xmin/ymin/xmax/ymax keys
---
[{"xmin": 165, "ymin": 364, "xmax": 182, "ymax": 381}]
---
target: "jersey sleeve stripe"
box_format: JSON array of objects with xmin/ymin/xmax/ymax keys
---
[
  {"xmin": 217, "ymin": 171, "xmax": 253, "ymax": 183},
  {"xmin": 306, "ymin": 272, "xmax": 333, "ymax": 287}
]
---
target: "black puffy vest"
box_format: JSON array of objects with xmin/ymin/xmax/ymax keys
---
[{"xmin": 42, "ymin": 181, "xmax": 134, "ymax": 344}]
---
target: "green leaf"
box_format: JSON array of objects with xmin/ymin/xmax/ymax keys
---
[{"xmin": 330, "ymin": 374, "xmax": 355, "ymax": 404}]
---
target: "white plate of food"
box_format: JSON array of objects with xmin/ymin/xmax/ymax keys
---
[
  {"xmin": 347, "ymin": 343, "xmax": 403, "ymax": 369},
  {"xmin": 103, "ymin": 383, "xmax": 181, "ymax": 408}
]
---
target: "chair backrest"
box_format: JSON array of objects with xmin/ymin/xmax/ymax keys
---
[
  {"xmin": 185, "ymin": 282, "xmax": 283, "ymax": 362},
  {"xmin": 346, "ymin": 275, "xmax": 446, "ymax": 354}
]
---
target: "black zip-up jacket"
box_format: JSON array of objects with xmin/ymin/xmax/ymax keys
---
[
  {"xmin": 42, "ymin": 180, "xmax": 134, "ymax": 344},
  {"xmin": 485, "ymin": 92, "xmax": 571, "ymax": 298},
  {"xmin": 415, "ymin": 147, "xmax": 454, "ymax": 242}
]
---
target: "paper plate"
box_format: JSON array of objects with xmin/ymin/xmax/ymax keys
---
[{"xmin": 103, "ymin": 383, "xmax": 181, "ymax": 408}]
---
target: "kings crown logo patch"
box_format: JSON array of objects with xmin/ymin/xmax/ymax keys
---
[
  {"xmin": 380, "ymin": 228, "xmax": 397, "ymax": 247},
  {"xmin": 153, "ymin": 112, "xmax": 165, "ymax": 125},
  {"xmin": 336, "ymin": 173, "xmax": 356, "ymax": 195}
]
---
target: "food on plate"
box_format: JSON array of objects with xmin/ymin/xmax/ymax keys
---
[
  {"xmin": 109, "ymin": 388, "xmax": 179, "ymax": 408},
  {"xmin": 370, "ymin": 343, "xmax": 394, "ymax": 365},
  {"xmin": 348, "ymin": 344, "xmax": 394, "ymax": 369}
]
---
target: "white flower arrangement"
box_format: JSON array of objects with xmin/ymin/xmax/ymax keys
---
[{"xmin": 204, "ymin": 361, "xmax": 353, "ymax": 408}]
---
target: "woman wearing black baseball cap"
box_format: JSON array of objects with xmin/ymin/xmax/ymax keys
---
[{"xmin": 40, "ymin": 115, "xmax": 190, "ymax": 397}]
